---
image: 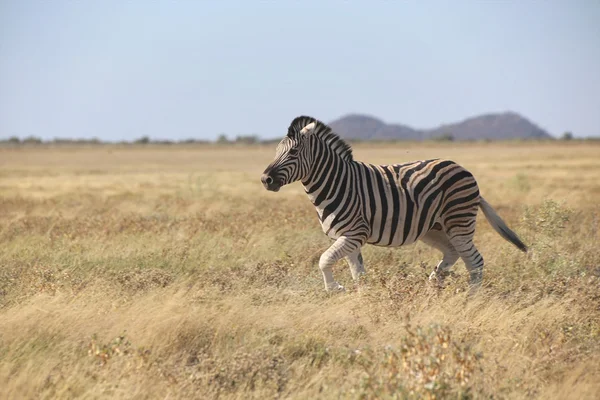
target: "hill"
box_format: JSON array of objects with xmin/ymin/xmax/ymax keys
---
[
  {"xmin": 328, "ymin": 111, "xmax": 554, "ymax": 141},
  {"xmin": 328, "ymin": 115, "xmax": 422, "ymax": 141}
]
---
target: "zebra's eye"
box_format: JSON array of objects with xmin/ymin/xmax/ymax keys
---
[{"xmin": 288, "ymin": 148, "xmax": 299, "ymax": 156}]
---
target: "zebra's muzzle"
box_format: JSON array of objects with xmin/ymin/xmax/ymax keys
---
[{"xmin": 261, "ymin": 173, "xmax": 282, "ymax": 192}]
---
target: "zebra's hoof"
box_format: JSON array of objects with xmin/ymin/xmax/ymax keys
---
[
  {"xmin": 428, "ymin": 271, "xmax": 446, "ymax": 288},
  {"xmin": 326, "ymin": 282, "xmax": 346, "ymax": 293},
  {"xmin": 467, "ymin": 280, "xmax": 482, "ymax": 296}
]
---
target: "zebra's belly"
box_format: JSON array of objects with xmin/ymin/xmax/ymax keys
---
[
  {"xmin": 365, "ymin": 233, "xmax": 420, "ymax": 247},
  {"xmin": 364, "ymin": 216, "xmax": 440, "ymax": 247},
  {"xmin": 320, "ymin": 213, "xmax": 436, "ymax": 246}
]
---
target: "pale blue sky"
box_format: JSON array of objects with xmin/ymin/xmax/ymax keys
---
[{"xmin": 1, "ymin": 1, "xmax": 599, "ymax": 141}]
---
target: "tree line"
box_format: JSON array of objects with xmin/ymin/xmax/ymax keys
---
[
  {"xmin": 0, "ymin": 131, "xmax": 594, "ymax": 146},
  {"xmin": 0, "ymin": 134, "xmax": 279, "ymax": 146}
]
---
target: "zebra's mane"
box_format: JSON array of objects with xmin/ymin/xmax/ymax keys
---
[{"xmin": 287, "ymin": 116, "xmax": 353, "ymax": 161}]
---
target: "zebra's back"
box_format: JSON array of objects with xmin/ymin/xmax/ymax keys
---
[{"xmin": 358, "ymin": 158, "xmax": 480, "ymax": 247}]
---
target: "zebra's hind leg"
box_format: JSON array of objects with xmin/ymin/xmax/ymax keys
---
[
  {"xmin": 420, "ymin": 227, "xmax": 459, "ymax": 286},
  {"xmin": 446, "ymin": 234, "xmax": 484, "ymax": 292},
  {"xmin": 345, "ymin": 250, "xmax": 366, "ymax": 281},
  {"xmin": 442, "ymin": 203, "xmax": 485, "ymax": 293}
]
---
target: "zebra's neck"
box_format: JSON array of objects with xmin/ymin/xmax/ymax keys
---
[{"xmin": 301, "ymin": 143, "xmax": 355, "ymax": 219}]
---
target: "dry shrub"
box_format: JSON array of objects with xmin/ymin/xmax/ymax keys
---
[
  {"xmin": 110, "ymin": 268, "xmax": 174, "ymax": 293},
  {"xmin": 357, "ymin": 322, "xmax": 482, "ymax": 399}
]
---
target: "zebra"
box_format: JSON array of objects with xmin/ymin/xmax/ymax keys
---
[{"xmin": 260, "ymin": 115, "xmax": 527, "ymax": 292}]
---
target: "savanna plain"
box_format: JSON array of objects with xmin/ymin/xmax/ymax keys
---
[{"xmin": 1, "ymin": 141, "xmax": 599, "ymax": 400}]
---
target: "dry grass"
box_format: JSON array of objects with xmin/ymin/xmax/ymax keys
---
[{"xmin": 1, "ymin": 141, "xmax": 599, "ymax": 399}]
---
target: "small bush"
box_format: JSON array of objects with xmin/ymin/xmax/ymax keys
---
[{"xmin": 356, "ymin": 323, "xmax": 482, "ymax": 399}]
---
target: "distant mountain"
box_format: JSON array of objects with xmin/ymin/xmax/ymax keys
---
[
  {"xmin": 423, "ymin": 112, "xmax": 553, "ymax": 140},
  {"xmin": 329, "ymin": 115, "xmax": 422, "ymax": 141},
  {"xmin": 328, "ymin": 112, "xmax": 553, "ymax": 141}
]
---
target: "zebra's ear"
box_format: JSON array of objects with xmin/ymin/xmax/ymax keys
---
[{"xmin": 300, "ymin": 122, "xmax": 316, "ymax": 135}]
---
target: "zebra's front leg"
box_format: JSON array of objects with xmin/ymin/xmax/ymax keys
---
[
  {"xmin": 319, "ymin": 236, "xmax": 364, "ymax": 292},
  {"xmin": 345, "ymin": 250, "xmax": 366, "ymax": 281}
]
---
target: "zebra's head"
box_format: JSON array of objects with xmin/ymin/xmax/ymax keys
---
[{"xmin": 261, "ymin": 116, "xmax": 317, "ymax": 192}]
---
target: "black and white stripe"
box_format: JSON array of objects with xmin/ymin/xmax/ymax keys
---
[{"xmin": 261, "ymin": 116, "xmax": 527, "ymax": 292}]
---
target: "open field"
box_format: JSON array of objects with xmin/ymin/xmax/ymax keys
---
[{"xmin": 1, "ymin": 141, "xmax": 599, "ymax": 399}]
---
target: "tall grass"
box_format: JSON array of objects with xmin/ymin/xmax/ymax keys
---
[{"xmin": 1, "ymin": 142, "xmax": 599, "ymax": 399}]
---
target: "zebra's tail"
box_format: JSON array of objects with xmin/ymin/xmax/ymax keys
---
[{"xmin": 479, "ymin": 196, "xmax": 528, "ymax": 252}]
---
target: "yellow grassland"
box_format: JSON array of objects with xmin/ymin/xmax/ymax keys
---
[{"xmin": 1, "ymin": 141, "xmax": 599, "ymax": 399}]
